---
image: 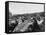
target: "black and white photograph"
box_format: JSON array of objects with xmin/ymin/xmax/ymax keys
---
[{"xmin": 5, "ymin": 1, "xmax": 45, "ymax": 34}]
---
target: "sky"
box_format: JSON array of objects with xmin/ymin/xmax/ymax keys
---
[{"xmin": 9, "ymin": 2, "xmax": 44, "ymax": 15}]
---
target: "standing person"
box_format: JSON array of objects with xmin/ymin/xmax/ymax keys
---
[
  {"xmin": 36, "ymin": 17, "xmax": 45, "ymax": 32},
  {"xmin": 32, "ymin": 17, "xmax": 40, "ymax": 32}
]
